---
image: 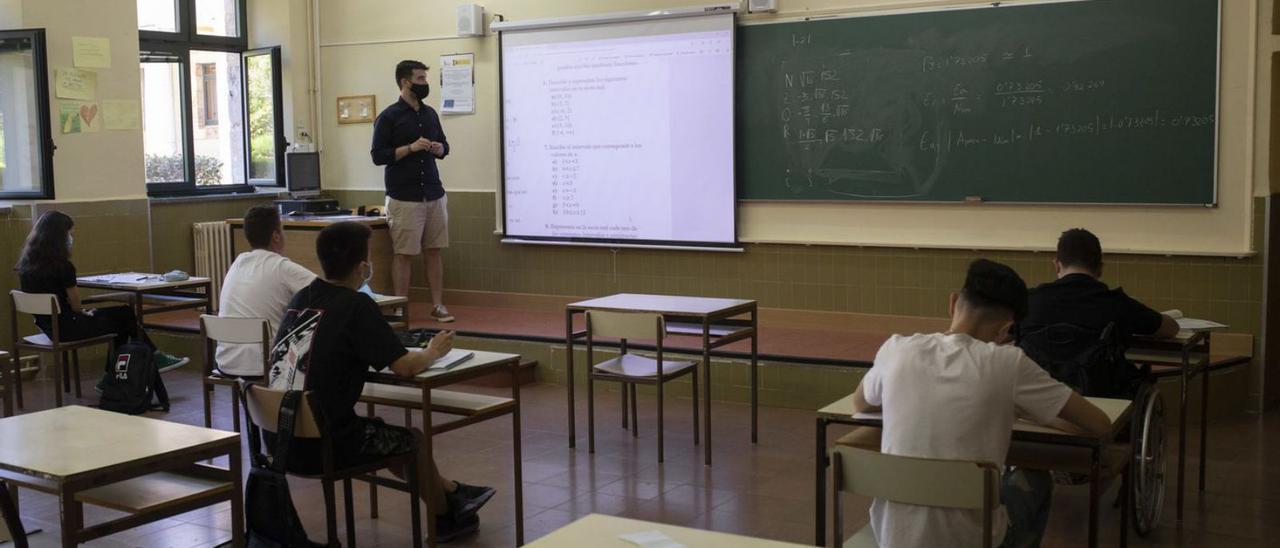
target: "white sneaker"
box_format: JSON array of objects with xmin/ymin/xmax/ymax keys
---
[{"xmin": 431, "ymin": 305, "xmax": 455, "ymax": 323}]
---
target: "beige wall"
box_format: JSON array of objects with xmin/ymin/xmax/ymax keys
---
[
  {"xmin": 315, "ymin": 0, "xmax": 1263, "ymax": 256},
  {"xmin": 21, "ymin": 0, "xmax": 145, "ymax": 202}
]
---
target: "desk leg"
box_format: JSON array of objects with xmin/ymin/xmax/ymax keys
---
[
  {"xmin": 423, "ymin": 386, "xmax": 437, "ymax": 548},
  {"xmin": 1200, "ymin": 339, "xmax": 1210, "ymax": 493},
  {"xmin": 58, "ymin": 490, "xmax": 82, "ymax": 548},
  {"xmin": 702, "ymin": 319, "xmax": 712, "ymax": 467},
  {"xmin": 512, "ymin": 361, "xmax": 525, "ymax": 546},
  {"xmin": 1089, "ymin": 446, "xmax": 1099, "ymax": 547},
  {"xmin": 566, "ymin": 310, "xmax": 576, "ymax": 449},
  {"xmin": 230, "ymin": 446, "xmax": 245, "ymax": 548},
  {"xmin": 1120, "ymin": 459, "xmax": 1130, "ymax": 548},
  {"xmin": 815, "ymin": 417, "xmax": 829, "ymax": 547},
  {"xmin": 1178, "ymin": 351, "xmax": 1188, "ymax": 522},
  {"xmin": 751, "ymin": 307, "xmax": 759, "ymax": 445}
]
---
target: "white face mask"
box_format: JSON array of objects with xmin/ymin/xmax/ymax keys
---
[
  {"xmin": 67, "ymin": 235, "xmax": 73, "ymax": 250},
  {"xmin": 363, "ymin": 261, "xmax": 374, "ymax": 283}
]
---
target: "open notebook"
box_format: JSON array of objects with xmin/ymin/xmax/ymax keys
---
[{"xmin": 427, "ymin": 349, "xmax": 475, "ymax": 371}]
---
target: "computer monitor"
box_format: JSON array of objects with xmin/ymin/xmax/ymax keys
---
[{"xmin": 285, "ymin": 152, "xmax": 321, "ymax": 197}]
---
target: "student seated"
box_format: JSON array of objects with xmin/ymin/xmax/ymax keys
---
[
  {"xmin": 266, "ymin": 221, "xmax": 493, "ymax": 542},
  {"xmin": 1019, "ymin": 228, "xmax": 1179, "ymax": 395},
  {"xmin": 851, "ymin": 259, "xmax": 1110, "ymax": 548},
  {"xmin": 15, "ymin": 211, "xmax": 189, "ymax": 372},
  {"xmin": 215, "ymin": 206, "xmax": 316, "ymax": 377}
]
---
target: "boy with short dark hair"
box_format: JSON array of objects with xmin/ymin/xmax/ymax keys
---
[
  {"xmin": 268, "ymin": 221, "xmax": 491, "ymax": 542},
  {"xmin": 851, "ymin": 259, "xmax": 1110, "ymax": 547}
]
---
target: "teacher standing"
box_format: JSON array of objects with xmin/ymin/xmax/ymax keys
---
[{"xmin": 371, "ymin": 60, "xmax": 454, "ymax": 322}]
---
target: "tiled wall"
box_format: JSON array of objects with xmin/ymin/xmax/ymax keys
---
[{"xmin": 330, "ymin": 189, "xmax": 1265, "ymax": 339}]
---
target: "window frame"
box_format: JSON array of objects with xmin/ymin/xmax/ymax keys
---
[
  {"xmin": 0, "ymin": 28, "xmax": 56, "ymax": 200},
  {"xmin": 141, "ymin": 0, "xmax": 265, "ymax": 197},
  {"xmin": 242, "ymin": 46, "xmax": 286, "ymax": 187}
]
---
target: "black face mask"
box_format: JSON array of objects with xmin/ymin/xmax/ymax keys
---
[{"xmin": 409, "ymin": 82, "xmax": 430, "ymax": 100}]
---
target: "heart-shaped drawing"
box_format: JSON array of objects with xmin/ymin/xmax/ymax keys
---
[{"xmin": 80, "ymin": 103, "xmax": 98, "ymax": 127}]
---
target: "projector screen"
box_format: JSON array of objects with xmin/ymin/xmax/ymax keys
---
[{"xmin": 500, "ymin": 13, "xmax": 737, "ymax": 248}]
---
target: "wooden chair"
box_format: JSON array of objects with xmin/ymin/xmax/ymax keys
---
[
  {"xmin": 830, "ymin": 445, "xmax": 1001, "ymax": 548},
  {"xmin": 9, "ymin": 291, "xmax": 116, "ymax": 409},
  {"xmin": 0, "ymin": 351, "xmax": 11, "ymax": 418},
  {"xmin": 586, "ymin": 310, "xmax": 698, "ymax": 462},
  {"xmin": 199, "ymin": 315, "xmax": 271, "ymax": 432},
  {"xmin": 241, "ymin": 382, "xmax": 423, "ymax": 548}
]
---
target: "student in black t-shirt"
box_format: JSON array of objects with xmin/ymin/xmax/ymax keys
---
[
  {"xmin": 1023, "ymin": 228, "xmax": 1179, "ymax": 341},
  {"xmin": 266, "ymin": 221, "xmax": 492, "ymax": 543},
  {"xmin": 14, "ymin": 211, "xmax": 189, "ymax": 371}
]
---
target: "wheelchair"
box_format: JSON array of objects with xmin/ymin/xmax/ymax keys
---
[{"xmin": 1019, "ymin": 322, "xmax": 1166, "ymax": 537}]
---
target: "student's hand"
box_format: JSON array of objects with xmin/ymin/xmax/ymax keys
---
[
  {"xmin": 410, "ymin": 137, "xmax": 433, "ymax": 152},
  {"xmin": 429, "ymin": 141, "xmax": 444, "ymax": 156},
  {"xmin": 425, "ymin": 330, "xmax": 454, "ymax": 360}
]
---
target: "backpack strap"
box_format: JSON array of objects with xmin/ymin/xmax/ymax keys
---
[
  {"xmin": 270, "ymin": 390, "xmax": 304, "ymax": 474},
  {"xmin": 149, "ymin": 370, "xmax": 171, "ymax": 412}
]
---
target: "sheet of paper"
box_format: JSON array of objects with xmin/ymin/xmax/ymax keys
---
[
  {"xmin": 618, "ymin": 530, "xmax": 685, "ymax": 548},
  {"xmin": 59, "ymin": 101, "xmax": 101, "ymax": 134},
  {"xmin": 103, "ymin": 99, "xmax": 141, "ymax": 130},
  {"xmin": 1176, "ymin": 318, "xmax": 1228, "ymax": 331},
  {"xmin": 72, "ymin": 36, "xmax": 111, "ymax": 68},
  {"xmin": 55, "ymin": 68, "xmax": 97, "ymax": 100},
  {"xmin": 439, "ymin": 53, "xmax": 475, "ymax": 114},
  {"xmin": 429, "ymin": 349, "xmax": 475, "ymax": 370},
  {"xmin": 79, "ymin": 272, "xmax": 158, "ymax": 285}
]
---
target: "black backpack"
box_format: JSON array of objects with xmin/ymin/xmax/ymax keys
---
[
  {"xmin": 98, "ymin": 339, "xmax": 170, "ymax": 414},
  {"xmin": 1018, "ymin": 322, "xmax": 1145, "ymax": 398},
  {"xmin": 243, "ymin": 387, "xmax": 325, "ymax": 548}
]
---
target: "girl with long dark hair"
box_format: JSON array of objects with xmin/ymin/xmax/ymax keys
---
[{"xmin": 15, "ymin": 211, "xmax": 189, "ymax": 372}]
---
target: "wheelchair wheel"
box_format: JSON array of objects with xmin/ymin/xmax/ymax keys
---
[{"xmin": 1131, "ymin": 384, "xmax": 1166, "ymax": 537}]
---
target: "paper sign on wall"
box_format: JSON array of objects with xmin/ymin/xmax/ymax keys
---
[
  {"xmin": 104, "ymin": 100, "xmax": 141, "ymax": 130},
  {"xmin": 72, "ymin": 36, "xmax": 111, "ymax": 69},
  {"xmin": 440, "ymin": 53, "xmax": 475, "ymax": 114},
  {"xmin": 55, "ymin": 68, "xmax": 97, "ymax": 100},
  {"xmin": 59, "ymin": 101, "xmax": 102, "ymax": 134}
]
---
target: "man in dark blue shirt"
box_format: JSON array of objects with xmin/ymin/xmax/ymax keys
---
[{"xmin": 371, "ymin": 60, "xmax": 455, "ymax": 322}]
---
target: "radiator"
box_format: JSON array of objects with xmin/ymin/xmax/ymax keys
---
[{"xmin": 192, "ymin": 221, "xmax": 233, "ymax": 311}]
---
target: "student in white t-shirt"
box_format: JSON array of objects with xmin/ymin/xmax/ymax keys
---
[
  {"xmin": 851, "ymin": 259, "xmax": 1111, "ymax": 548},
  {"xmin": 215, "ymin": 206, "xmax": 317, "ymax": 377}
]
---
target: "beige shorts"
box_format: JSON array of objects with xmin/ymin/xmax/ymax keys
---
[{"xmin": 386, "ymin": 195, "xmax": 449, "ymax": 254}]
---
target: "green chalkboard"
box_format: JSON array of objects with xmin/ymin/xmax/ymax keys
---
[{"xmin": 736, "ymin": 0, "xmax": 1219, "ymax": 204}]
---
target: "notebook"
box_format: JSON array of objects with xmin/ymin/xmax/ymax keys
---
[
  {"xmin": 428, "ymin": 349, "xmax": 475, "ymax": 371},
  {"xmin": 1163, "ymin": 309, "xmax": 1228, "ymax": 332}
]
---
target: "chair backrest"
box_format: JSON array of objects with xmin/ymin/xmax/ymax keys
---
[
  {"xmin": 241, "ymin": 383, "xmax": 323, "ymax": 439},
  {"xmin": 833, "ymin": 445, "xmax": 998, "ymax": 510},
  {"xmin": 10, "ymin": 291, "xmax": 59, "ymax": 316},
  {"xmin": 201, "ymin": 315, "xmax": 271, "ymax": 344},
  {"xmin": 586, "ymin": 310, "xmax": 664, "ymax": 341}
]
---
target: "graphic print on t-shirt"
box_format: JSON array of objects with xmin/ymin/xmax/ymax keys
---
[{"xmin": 267, "ymin": 308, "xmax": 323, "ymax": 391}]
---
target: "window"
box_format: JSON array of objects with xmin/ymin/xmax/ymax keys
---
[
  {"xmin": 138, "ymin": 0, "xmax": 280, "ymax": 195},
  {"xmin": 196, "ymin": 62, "xmax": 218, "ymax": 126},
  {"xmin": 0, "ymin": 29, "xmax": 54, "ymax": 199}
]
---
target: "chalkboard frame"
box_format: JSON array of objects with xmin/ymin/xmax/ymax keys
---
[{"xmin": 735, "ymin": 0, "xmax": 1223, "ymax": 206}]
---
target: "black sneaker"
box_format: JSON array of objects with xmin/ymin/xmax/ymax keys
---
[
  {"xmin": 435, "ymin": 512, "xmax": 479, "ymax": 543},
  {"xmin": 445, "ymin": 482, "xmax": 495, "ymax": 519}
]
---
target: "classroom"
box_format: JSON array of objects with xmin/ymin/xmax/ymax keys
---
[{"xmin": 0, "ymin": 0, "xmax": 1274, "ymax": 546}]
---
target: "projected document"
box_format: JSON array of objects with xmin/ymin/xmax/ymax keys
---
[{"xmin": 501, "ymin": 15, "xmax": 736, "ymax": 246}]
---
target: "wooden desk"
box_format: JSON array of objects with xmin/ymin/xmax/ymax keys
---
[
  {"xmin": 77, "ymin": 273, "xmax": 213, "ymax": 322},
  {"xmin": 1127, "ymin": 329, "xmax": 1212, "ymax": 523},
  {"xmin": 373, "ymin": 294, "xmax": 410, "ymax": 330},
  {"xmin": 0, "ymin": 406, "xmax": 242, "ymax": 547},
  {"xmin": 813, "ymin": 395, "xmax": 1132, "ymax": 548},
  {"xmin": 362, "ymin": 349, "xmax": 524, "ymax": 548},
  {"xmin": 228, "ymin": 216, "xmax": 394, "ymax": 295},
  {"xmin": 528, "ymin": 514, "xmax": 810, "ymax": 547},
  {"xmin": 566, "ymin": 294, "xmax": 759, "ymax": 466}
]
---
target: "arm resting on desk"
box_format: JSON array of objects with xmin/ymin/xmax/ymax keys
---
[
  {"xmin": 852, "ymin": 381, "xmax": 881, "ymax": 414},
  {"xmin": 389, "ymin": 331, "xmax": 454, "ymax": 377},
  {"xmin": 1056, "ymin": 392, "xmax": 1111, "ymax": 438},
  {"xmin": 1154, "ymin": 314, "xmax": 1180, "ymax": 339}
]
